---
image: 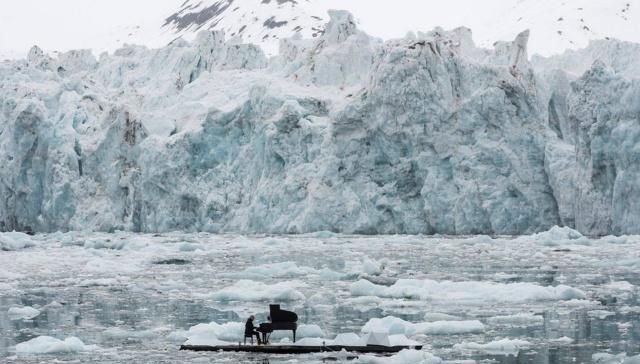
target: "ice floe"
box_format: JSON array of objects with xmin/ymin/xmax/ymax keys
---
[
  {"xmin": 550, "ymin": 336, "xmax": 574, "ymax": 344},
  {"xmin": 297, "ymin": 324, "xmax": 325, "ymax": 338},
  {"xmin": 513, "ymin": 226, "xmax": 585, "ymax": 245},
  {"xmin": 361, "ymin": 316, "xmax": 484, "ymax": 335},
  {"xmin": 0, "ymin": 232, "xmax": 36, "ymax": 251},
  {"xmin": 15, "ymin": 336, "xmax": 97, "ymax": 354},
  {"xmin": 7, "ymin": 306, "xmax": 40, "ymax": 320},
  {"xmin": 208, "ymin": 280, "xmax": 306, "ymax": 301},
  {"xmin": 588, "ymin": 310, "xmax": 616, "ymax": 319},
  {"xmin": 103, "ymin": 327, "xmax": 168, "ymax": 340},
  {"xmin": 593, "ymin": 353, "xmax": 640, "ymax": 364},
  {"xmin": 222, "ymin": 262, "xmax": 325, "ymax": 279},
  {"xmin": 0, "ymin": 268, "xmax": 24, "ymax": 280},
  {"xmin": 333, "ymin": 333, "xmax": 363, "ymax": 346},
  {"xmin": 179, "ymin": 322, "xmax": 242, "ymax": 345},
  {"xmin": 486, "ymin": 312, "xmax": 544, "ymax": 326},
  {"xmin": 423, "ymin": 313, "xmax": 462, "ymax": 322},
  {"xmin": 355, "ymin": 349, "xmax": 442, "ymax": 364},
  {"xmin": 350, "ymin": 279, "xmax": 585, "ymax": 303},
  {"xmin": 454, "ymin": 338, "xmax": 532, "ymax": 355}
]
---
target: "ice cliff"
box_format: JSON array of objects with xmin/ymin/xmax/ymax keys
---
[{"xmin": 1, "ymin": 11, "xmax": 638, "ymax": 235}]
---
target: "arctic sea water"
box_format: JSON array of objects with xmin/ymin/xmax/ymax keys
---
[{"xmin": 1, "ymin": 227, "xmax": 639, "ymax": 363}]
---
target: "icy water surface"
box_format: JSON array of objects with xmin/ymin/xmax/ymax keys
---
[{"xmin": 1, "ymin": 231, "xmax": 639, "ymax": 363}]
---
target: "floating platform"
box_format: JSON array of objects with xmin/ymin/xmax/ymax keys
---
[{"xmin": 180, "ymin": 344, "xmax": 422, "ymax": 354}]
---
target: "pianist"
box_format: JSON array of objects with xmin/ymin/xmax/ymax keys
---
[{"xmin": 245, "ymin": 315, "xmax": 263, "ymax": 345}]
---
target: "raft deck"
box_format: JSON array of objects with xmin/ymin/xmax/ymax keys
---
[{"xmin": 180, "ymin": 344, "xmax": 422, "ymax": 354}]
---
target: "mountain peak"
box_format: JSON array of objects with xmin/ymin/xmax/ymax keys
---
[{"xmin": 162, "ymin": 0, "xmax": 326, "ymax": 55}]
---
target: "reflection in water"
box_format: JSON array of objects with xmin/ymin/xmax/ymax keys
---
[{"xmin": 0, "ymin": 235, "xmax": 639, "ymax": 363}]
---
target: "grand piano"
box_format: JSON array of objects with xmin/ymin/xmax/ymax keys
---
[{"xmin": 258, "ymin": 304, "xmax": 298, "ymax": 344}]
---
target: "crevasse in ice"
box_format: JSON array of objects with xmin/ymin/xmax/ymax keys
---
[{"xmin": 1, "ymin": 10, "xmax": 639, "ymax": 235}]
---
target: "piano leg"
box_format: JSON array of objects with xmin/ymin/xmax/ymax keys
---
[{"xmin": 293, "ymin": 329, "xmax": 296, "ymax": 343}]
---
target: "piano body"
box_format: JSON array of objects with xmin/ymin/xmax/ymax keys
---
[{"xmin": 258, "ymin": 304, "xmax": 298, "ymax": 343}]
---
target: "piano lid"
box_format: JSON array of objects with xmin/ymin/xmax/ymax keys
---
[{"xmin": 269, "ymin": 304, "xmax": 298, "ymax": 323}]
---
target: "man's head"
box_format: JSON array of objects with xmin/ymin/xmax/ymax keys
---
[{"xmin": 250, "ymin": 315, "xmax": 255, "ymax": 320}]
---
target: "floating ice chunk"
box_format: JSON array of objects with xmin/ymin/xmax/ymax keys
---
[
  {"xmin": 166, "ymin": 330, "xmax": 188, "ymax": 342},
  {"xmin": 297, "ymin": 324, "xmax": 324, "ymax": 338},
  {"xmin": 600, "ymin": 235, "xmax": 630, "ymax": 244},
  {"xmin": 362, "ymin": 257, "xmax": 384, "ymax": 276},
  {"xmin": 318, "ymin": 268, "xmax": 345, "ymax": 281},
  {"xmin": 223, "ymin": 262, "xmax": 317, "ymax": 279},
  {"xmin": 561, "ymin": 299, "xmax": 598, "ymax": 307},
  {"xmin": 388, "ymin": 335, "xmax": 421, "ymax": 347},
  {"xmin": 302, "ymin": 231, "xmax": 339, "ymax": 239},
  {"xmin": 84, "ymin": 258, "xmax": 141, "ymax": 274},
  {"xmin": 454, "ymin": 338, "xmax": 531, "ymax": 355},
  {"xmin": 0, "ymin": 269, "xmax": 24, "ymax": 279},
  {"xmin": 423, "ymin": 313, "xmax": 462, "ymax": 322},
  {"xmin": 333, "ymin": 333, "xmax": 364, "ymax": 346},
  {"xmin": 603, "ymin": 281, "xmax": 635, "ymax": 291},
  {"xmin": 103, "ymin": 327, "xmax": 165, "ymax": 339},
  {"xmin": 8, "ymin": 306, "xmax": 40, "ymax": 320},
  {"xmin": 184, "ymin": 336, "xmax": 233, "ymax": 347},
  {"xmin": 0, "ymin": 282, "xmax": 18, "ymax": 294},
  {"xmin": 362, "ymin": 316, "xmax": 484, "ymax": 336},
  {"xmin": 551, "ymin": 336, "xmax": 574, "ymax": 344},
  {"xmin": 308, "ymin": 291, "xmax": 337, "ymax": 305},
  {"xmin": 79, "ymin": 277, "xmax": 131, "ymax": 287},
  {"xmin": 515, "ymin": 226, "xmax": 584, "ymax": 245},
  {"xmin": 462, "ymin": 235, "xmax": 494, "ymax": 245},
  {"xmin": 180, "ymin": 322, "xmax": 243, "ymax": 345},
  {"xmin": 209, "ymin": 280, "xmax": 306, "ymax": 301},
  {"xmin": 15, "ymin": 336, "xmax": 97, "ymax": 354},
  {"xmin": 350, "ymin": 279, "xmax": 585, "ymax": 303},
  {"xmin": 493, "ymin": 272, "xmax": 520, "ymax": 281},
  {"xmin": 178, "ymin": 242, "xmax": 204, "ymax": 252},
  {"xmin": 593, "ymin": 353, "xmax": 640, "ymax": 364},
  {"xmin": 83, "ymin": 238, "xmax": 127, "ymax": 250},
  {"xmin": 487, "ymin": 313, "xmax": 543, "ymax": 326},
  {"xmin": 289, "ymin": 337, "xmax": 327, "ymax": 346},
  {"xmin": 362, "ymin": 332, "xmax": 391, "ymax": 346},
  {"xmin": 532, "ymin": 252, "xmax": 546, "ymax": 259},
  {"xmin": 44, "ymin": 301, "xmax": 64, "ymax": 310},
  {"xmin": 356, "ymin": 349, "xmax": 442, "ymax": 364},
  {"xmin": 82, "ymin": 237, "xmax": 150, "ymax": 251},
  {"xmin": 613, "ymin": 258, "xmax": 640, "ymax": 269},
  {"xmin": 348, "ymin": 296, "xmax": 383, "ymax": 307},
  {"xmin": 0, "ymin": 232, "xmax": 36, "ymax": 251},
  {"xmin": 588, "ymin": 310, "xmax": 615, "ymax": 319},
  {"xmin": 350, "ymin": 279, "xmax": 386, "ymax": 297}
]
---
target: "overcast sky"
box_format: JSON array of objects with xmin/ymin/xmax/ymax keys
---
[
  {"xmin": 0, "ymin": 0, "xmax": 516, "ymax": 58},
  {"xmin": 1, "ymin": 0, "xmax": 636, "ymax": 59}
]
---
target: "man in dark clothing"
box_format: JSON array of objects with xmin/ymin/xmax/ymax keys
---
[{"xmin": 245, "ymin": 315, "xmax": 262, "ymax": 345}]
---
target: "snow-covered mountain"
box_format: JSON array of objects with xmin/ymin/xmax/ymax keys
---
[
  {"xmin": 1, "ymin": 0, "xmax": 638, "ymax": 59},
  {"xmin": 162, "ymin": 0, "xmax": 327, "ymax": 55}
]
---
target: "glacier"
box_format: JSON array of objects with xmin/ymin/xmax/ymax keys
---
[{"xmin": 1, "ymin": 10, "xmax": 639, "ymax": 235}]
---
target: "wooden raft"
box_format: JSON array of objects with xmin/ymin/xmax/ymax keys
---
[{"xmin": 180, "ymin": 344, "xmax": 422, "ymax": 354}]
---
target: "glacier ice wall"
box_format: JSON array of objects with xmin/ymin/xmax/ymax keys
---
[{"xmin": 0, "ymin": 11, "xmax": 638, "ymax": 235}]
